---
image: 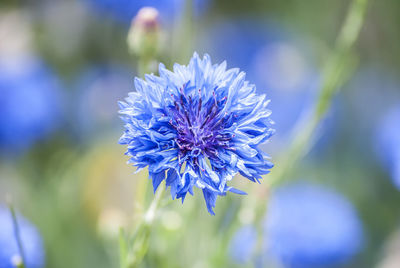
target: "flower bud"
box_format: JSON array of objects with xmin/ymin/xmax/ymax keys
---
[{"xmin": 127, "ymin": 7, "xmax": 161, "ymax": 60}]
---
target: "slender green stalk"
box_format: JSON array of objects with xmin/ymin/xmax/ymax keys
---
[
  {"xmin": 120, "ymin": 183, "xmax": 167, "ymax": 268},
  {"xmin": 137, "ymin": 59, "xmax": 151, "ymax": 78},
  {"xmin": 269, "ymin": 0, "xmax": 368, "ymax": 187},
  {"xmin": 119, "ymin": 229, "xmax": 128, "ymax": 268},
  {"xmin": 7, "ymin": 197, "xmax": 26, "ymax": 268},
  {"xmin": 234, "ymin": 0, "xmax": 369, "ymax": 258}
]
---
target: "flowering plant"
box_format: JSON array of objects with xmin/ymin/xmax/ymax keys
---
[{"xmin": 119, "ymin": 53, "xmax": 274, "ymax": 214}]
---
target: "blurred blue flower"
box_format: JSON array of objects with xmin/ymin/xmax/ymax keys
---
[
  {"xmin": 346, "ymin": 66, "xmax": 400, "ymax": 171},
  {"xmin": 74, "ymin": 65, "xmax": 133, "ymax": 139},
  {"xmin": 85, "ymin": 0, "xmax": 209, "ymax": 24},
  {"xmin": 264, "ymin": 183, "xmax": 363, "ymax": 268},
  {"xmin": 346, "ymin": 66, "xmax": 400, "ymax": 136},
  {"xmin": 377, "ymin": 106, "xmax": 400, "ymax": 189},
  {"xmin": 119, "ymin": 53, "xmax": 274, "ymax": 215},
  {"xmin": 0, "ymin": 205, "xmax": 45, "ymax": 268},
  {"xmin": 229, "ymin": 225, "xmax": 258, "ymax": 264},
  {"xmin": 0, "ymin": 57, "xmax": 62, "ymax": 154},
  {"xmin": 204, "ymin": 20, "xmax": 321, "ymax": 151}
]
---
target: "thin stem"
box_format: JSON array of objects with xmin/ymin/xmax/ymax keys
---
[
  {"xmin": 235, "ymin": 0, "xmax": 369, "ymax": 257},
  {"xmin": 268, "ymin": 0, "xmax": 368, "ymax": 187},
  {"xmin": 7, "ymin": 198, "xmax": 26, "ymax": 268},
  {"xmin": 120, "ymin": 183, "xmax": 167, "ymax": 268},
  {"xmin": 138, "ymin": 58, "xmax": 152, "ymax": 78},
  {"xmin": 119, "ymin": 228, "xmax": 128, "ymax": 268},
  {"xmin": 143, "ymin": 183, "xmax": 166, "ymax": 225}
]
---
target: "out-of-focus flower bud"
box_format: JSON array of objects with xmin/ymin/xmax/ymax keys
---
[{"xmin": 127, "ymin": 7, "xmax": 161, "ymax": 63}]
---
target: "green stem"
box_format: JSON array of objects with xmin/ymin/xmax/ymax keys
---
[
  {"xmin": 143, "ymin": 183, "xmax": 166, "ymax": 225},
  {"xmin": 7, "ymin": 198, "xmax": 26, "ymax": 268},
  {"xmin": 268, "ymin": 0, "xmax": 368, "ymax": 187},
  {"xmin": 119, "ymin": 228, "xmax": 128, "ymax": 268},
  {"xmin": 138, "ymin": 57, "xmax": 152, "ymax": 78},
  {"xmin": 234, "ymin": 0, "xmax": 369, "ymax": 258},
  {"xmin": 120, "ymin": 183, "xmax": 167, "ymax": 268}
]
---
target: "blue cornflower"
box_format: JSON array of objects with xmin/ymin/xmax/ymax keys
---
[
  {"xmin": 0, "ymin": 57, "xmax": 62, "ymax": 154},
  {"xmin": 377, "ymin": 106, "xmax": 400, "ymax": 189},
  {"xmin": 119, "ymin": 53, "xmax": 274, "ymax": 215},
  {"xmin": 0, "ymin": 205, "xmax": 45, "ymax": 268},
  {"xmin": 264, "ymin": 183, "xmax": 364, "ymax": 268}
]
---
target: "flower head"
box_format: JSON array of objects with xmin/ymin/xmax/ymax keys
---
[
  {"xmin": 119, "ymin": 53, "xmax": 274, "ymax": 214},
  {"xmin": 264, "ymin": 183, "xmax": 363, "ymax": 267}
]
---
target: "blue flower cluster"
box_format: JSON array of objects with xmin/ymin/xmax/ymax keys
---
[
  {"xmin": 0, "ymin": 205, "xmax": 45, "ymax": 268},
  {"xmin": 264, "ymin": 183, "xmax": 363, "ymax": 268},
  {"xmin": 0, "ymin": 57, "xmax": 62, "ymax": 154},
  {"xmin": 377, "ymin": 106, "xmax": 400, "ymax": 189},
  {"xmin": 119, "ymin": 53, "xmax": 274, "ymax": 214}
]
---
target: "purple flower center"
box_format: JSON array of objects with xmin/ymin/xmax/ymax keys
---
[{"xmin": 168, "ymin": 86, "xmax": 234, "ymax": 164}]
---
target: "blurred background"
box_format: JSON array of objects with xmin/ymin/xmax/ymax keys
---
[{"xmin": 0, "ymin": 0, "xmax": 399, "ymax": 267}]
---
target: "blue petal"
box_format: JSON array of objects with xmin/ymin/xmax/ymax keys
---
[
  {"xmin": 202, "ymin": 189, "xmax": 217, "ymax": 215},
  {"xmin": 151, "ymin": 171, "xmax": 166, "ymax": 193}
]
